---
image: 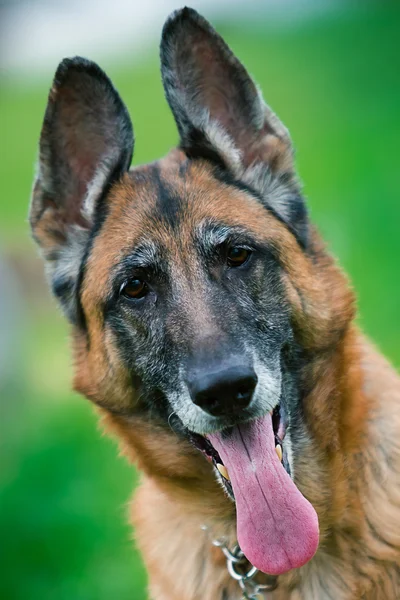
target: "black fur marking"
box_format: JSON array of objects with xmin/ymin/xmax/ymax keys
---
[
  {"xmin": 287, "ymin": 193, "xmax": 309, "ymax": 246},
  {"xmin": 51, "ymin": 273, "xmax": 74, "ymax": 302},
  {"xmin": 151, "ymin": 164, "xmax": 184, "ymax": 230}
]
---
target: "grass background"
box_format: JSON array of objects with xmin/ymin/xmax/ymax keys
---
[{"xmin": 1, "ymin": 3, "xmax": 399, "ymax": 598}]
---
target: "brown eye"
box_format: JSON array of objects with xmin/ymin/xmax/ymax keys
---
[
  {"xmin": 227, "ymin": 247, "xmax": 251, "ymax": 267},
  {"xmin": 121, "ymin": 279, "xmax": 147, "ymax": 299}
]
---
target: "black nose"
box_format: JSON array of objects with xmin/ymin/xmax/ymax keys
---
[{"xmin": 187, "ymin": 365, "xmax": 258, "ymax": 417}]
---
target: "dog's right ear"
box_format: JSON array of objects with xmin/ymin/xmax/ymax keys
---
[{"xmin": 30, "ymin": 57, "xmax": 133, "ymax": 325}]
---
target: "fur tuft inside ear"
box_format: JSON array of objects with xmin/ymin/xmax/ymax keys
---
[{"xmin": 30, "ymin": 57, "xmax": 134, "ymax": 324}]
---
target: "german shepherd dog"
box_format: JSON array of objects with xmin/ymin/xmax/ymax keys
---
[{"xmin": 29, "ymin": 7, "xmax": 400, "ymax": 599}]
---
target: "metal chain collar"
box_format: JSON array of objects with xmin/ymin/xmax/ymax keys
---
[{"xmin": 211, "ymin": 536, "xmax": 278, "ymax": 599}]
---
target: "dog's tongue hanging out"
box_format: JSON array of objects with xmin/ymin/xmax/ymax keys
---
[{"xmin": 208, "ymin": 414, "xmax": 319, "ymax": 575}]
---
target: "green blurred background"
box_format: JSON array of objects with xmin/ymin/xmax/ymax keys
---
[{"xmin": 0, "ymin": 2, "xmax": 399, "ymax": 598}]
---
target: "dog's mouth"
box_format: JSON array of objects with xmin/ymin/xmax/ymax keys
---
[
  {"xmin": 189, "ymin": 404, "xmax": 319, "ymax": 576},
  {"xmin": 189, "ymin": 404, "xmax": 290, "ymax": 499}
]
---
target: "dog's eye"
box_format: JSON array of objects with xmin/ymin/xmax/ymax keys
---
[
  {"xmin": 120, "ymin": 279, "xmax": 148, "ymax": 300},
  {"xmin": 227, "ymin": 247, "xmax": 251, "ymax": 267}
]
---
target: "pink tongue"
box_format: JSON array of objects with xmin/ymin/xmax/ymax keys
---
[{"xmin": 208, "ymin": 414, "xmax": 319, "ymax": 575}]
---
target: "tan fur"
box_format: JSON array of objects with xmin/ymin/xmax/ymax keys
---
[
  {"xmin": 109, "ymin": 333, "xmax": 400, "ymax": 600},
  {"xmin": 28, "ymin": 147, "xmax": 399, "ymax": 598},
  {"xmin": 65, "ymin": 156, "xmax": 400, "ymax": 598}
]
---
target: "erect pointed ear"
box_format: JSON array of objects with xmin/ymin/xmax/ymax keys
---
[
  {"xmin": 161, "ymin": 8, "xmax": 307, "ymax": 245},
  {"xmin": 30, "ymin": 57, "xmax": 134, "ymax": 324}
]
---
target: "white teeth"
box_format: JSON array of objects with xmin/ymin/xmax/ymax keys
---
[
  {"xmin": 275, "ymin": 444, "xmax": 283, "ymax": 462},
  {"xmin": 217, "ymin": 463, "xmax": 230, "ymax": 481}
]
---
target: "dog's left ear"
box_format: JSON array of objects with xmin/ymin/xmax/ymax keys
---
[{"xmin": 161, "ymin": 8, "xmax": 307, "ymax": 245}]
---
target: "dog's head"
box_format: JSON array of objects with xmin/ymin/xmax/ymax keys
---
[{"xmin": 30, "ymin": 8, "xmax": 354, "ymax": 576}]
